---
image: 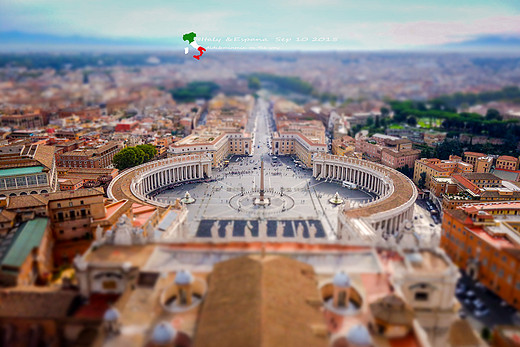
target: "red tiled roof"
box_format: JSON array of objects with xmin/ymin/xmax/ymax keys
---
[
  {"xmin": 452, "ymin": 174, "xmax": 481, "ymax": 195},
  {"xmin": 464, "ymin": 151, "xmax": 486, "ymax": 157},
  {"xmin": 498, "ymin": 155, "xmax": 518, "ymax": 162},
  {"xmin": 74, "ymin": 293, "xmax": 120, "ymax": 319}
]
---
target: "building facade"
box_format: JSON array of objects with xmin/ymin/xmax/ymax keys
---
[
  {"xmin": 441, "ymin": 202, "xmax": 520, "ymax": 310},
  {"xmin": 0, "ymin": 144, "xmax": 58, "ymax": 197},
  {"xmin": 272, "ymin": 131, "xmax": 327, "ymax": 167},
  {"xmin": 496, "ymin": 156, "xmax": 519, "ymax": 171},
  {"xmin": 169, "ymin": 130, "xmax": 252, "ymax": 167},
  {"xmin": 413, "ymin": 157, "xmax": 473, "ymax": 190},
  {"xmin": 57, "ymin": 142, "xmax": 120, "ymax": 169}
]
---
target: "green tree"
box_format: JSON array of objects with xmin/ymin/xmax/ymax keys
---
[
  {"xmin": 133, "ymin": 147, "xmax": 146, "ymax": 165},
  {"xmin": 407, "ymin": 116, "xmax": 417, "ymax": 126},
  {"xmin": 381, "ymin": 107, "xmax": 390, "ymax": 117},
  {"xmin": 136, "ymin": 144, "xmax": 157, "ymax": 161},
  {"xmin": 416, "ymin": 102, "xmax": 427, "ymax": 111},
  {"xmin": 481, "ymin": 327, "xmax": 491, "ymax": 341},
  {"xmin": 418, "ymin": 172, "xmax": 427, "ymax": 189},
  {"xmin": 366, "ymin": 117, "xmax": 374, "ymax": 127},
  {"xmin": 397, "ymin": 165, "xmax": 413, "ymax": 178},
  {"xmin": 113, "ymin": 147, "xmax": 139, "ymax": 170},
  {"xmin": 435, "ymin": 139, "xmax": 463, "ymax": 160},
  {"xmin": 248, "ymin": 76, "xmax": 261, "ymax": 91},
  {"xmin": 485, "ymin": 108, "xmax": 502, "ymax": 121},
  {"xmin": 375, "ymin": 116, "xmax": 380, "ymax": 128},
  {"xmin": 421, "ymin": 146, "xmax": 434, "ymax": 158}
]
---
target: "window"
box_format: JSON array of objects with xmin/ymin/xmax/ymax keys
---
[
  {"xmin": 27, "ymin": 175, "xmax": 37, "ymax": 186},
  {"xmin": 37, "ymin": 174, "xmax": 47, "ymax": 184},
  {"xmin": 102, "ymin": 281, "xmax": 117, "ymax": 290},
  {"xmin": 69, "ymin": 202, "xmax": 73, "ymax": 207},
  {"xmin": 15, "ymin": 177, "xmax": 26, "ymax": 187},
  {"xmin": 414, "ymin": 292, "xmax": 429, "ymax": 301}
]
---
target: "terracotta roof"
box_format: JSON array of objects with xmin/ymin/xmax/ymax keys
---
[
  {"xmin": 464, "ymin": 152, "xmax": 486, "ymax": 157},
  {"xmin": 33, "ymin": 145, "xmax": 55, "ymax": 170},
  {"xmin": 497, "ymin": 155, "xmax": 518, "ymax": 162},
  {"xmin": 382, "ymin": 148, "xmax": 420, "ymax": 158},
  {"xmin": 0, "ymin": 287, "xmax": 78, "ymax": 319},
  {"xmin": 59, "ymin": 178, "xmax": 83, "ymax": 185},
  {"xmin": 0, "ymin": 209, "xmax": 16, "ymax": 223},
  {"xmin": 6, "ymin": 194, "xmax": 49, "ymax": 210},
  {"xmin": 0, "ymin": 144, "xmax": 55, "ymax": 170},
  {"xmin": 462, "ymin": 173, "xmax": 501, "ymax": 181},
  {"xmin": 452, "ymin": 174, "xmax": 481, "ymax": 195},
  {"xmin": 480, "ymin": 190, "xmax": 520, "ymax": 198},
  {"xmin": 194, "ymin": 255, "xmax": 328, "ymax": 347},
  {"xmin": 60, "ymin": 142, "xmax": 119, "ymax": 158},
  {"xmin": 45, "ymin": 187, "xmax": 104, "ymax": 201}
]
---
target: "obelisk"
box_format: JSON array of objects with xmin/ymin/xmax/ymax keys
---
[
  {"xmin": 260, "ymin": 159, "xmax": 265, "ymax": 202},
  {"xmin": 254, "ymin": 159, "xmax": 269, "ymax": 206}
]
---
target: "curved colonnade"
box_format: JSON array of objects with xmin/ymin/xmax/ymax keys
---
[
  {"xmin": 312, "ymin": 154, "xmax": 417, "ymax": 242},
  {"xmin": 107, "ymin": 154, "xmax": 212, "ymax": 207}
]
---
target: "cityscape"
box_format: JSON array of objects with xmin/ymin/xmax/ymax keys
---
[{"xmin": 1, "ymin": 1, "xmax": 520, "ymax": 347}]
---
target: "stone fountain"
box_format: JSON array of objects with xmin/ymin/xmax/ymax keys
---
[
  {"xmin": 180, "ymin": 191, "xmax": 195, "ymax": 204},
  {"xmin": 329, "ymin": 192, "xmax": 344, "ymax": 205}
]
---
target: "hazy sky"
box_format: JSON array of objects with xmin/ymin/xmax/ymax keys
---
[{"xmin": 1, "ymin": 0, "xmax": 519, "ymax": 49}]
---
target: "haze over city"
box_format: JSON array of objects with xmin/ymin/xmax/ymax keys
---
[{"xmin": 1, "ymin": 0, "xmax": 520, "ymax": 50}]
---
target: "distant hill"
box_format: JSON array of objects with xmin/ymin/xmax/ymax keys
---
[
  {"xmin": 439, "ymin": 34, "xmax": 520, "ymax": 51},
  {"xmin": 0, "ymin": 31, "xmax": 181, "ymax": 51}
]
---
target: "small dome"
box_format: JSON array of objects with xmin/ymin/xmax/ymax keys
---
[
  {"xmin": 122, "ymin": 262, "xmax": 133, "ymax": 272},
  {"xmin": 406, "ymin": 252, "xmax": 423, "ymax": 264},
  {"xmin": 346, "ymin": 324, "xmax": 372, "ymax": 346},
  {"xmin": 103, "ymin": 307, "xmax": 120, "ymax": 322},
  {"xmin": 174, "ymin": 270, "xmax": 193, "ymax": 285},
  {"xmin": 333, "ymin": 271, "xmax": 351, "ymax": 288},
  {"xmin": 151, "ymin": 321, "xmax": 177, "ymax": 344}
]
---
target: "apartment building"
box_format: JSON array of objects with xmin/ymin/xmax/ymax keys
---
[
  {"xmin": 0, "ymin": 144, "xmax": 58, "ymax": 197},
  {"xmin": 169, "ymin": 129, "xmax": 252, "ymax": 167},
  {"xmin": 57, "ymin": 141, "xmax": 120, "ymax": 169},
  {"xmin": 496, "ymin": 156, "xmax": 519, "ymax": 171},
  {"xmin": 413, "ymin": 156, "xmax": 473, "ymax": 189},
  {"xmin": 441, "ymin": 202, "xmax": 520, "ymax": 310}
]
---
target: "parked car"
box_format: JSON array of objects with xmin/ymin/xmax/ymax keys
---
[
  {"xmin": 455, "ymin": 284, "xmax": 467, "ymax": 296},
  {"xmin": 473, "ymin": 298, "xmax": 486, "ymax": 310},
  {"xmin": 466, "ymin": 290, "xmax": 476, "ymax": 299},
  {"xmin": 474, "ymin": 306, "xmax": 490, "ymax": 317}
]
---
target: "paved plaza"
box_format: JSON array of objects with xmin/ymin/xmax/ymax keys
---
[{"xmin": 156, "ymin": 156, "xmax": 374, "ymax": 239}]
